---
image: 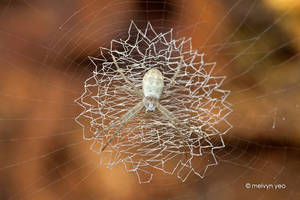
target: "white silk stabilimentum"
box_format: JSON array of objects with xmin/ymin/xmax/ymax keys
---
[{"xmin": 75, "ymin": 21, "xmax": 232, "ymax": 183}]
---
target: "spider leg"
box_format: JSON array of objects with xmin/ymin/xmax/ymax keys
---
[
  {"xmin": 93, "ymin": 102, "xmax": 143, "ymax": 137},
  {"xmin": 161, "ymin": 86, "xmax": 188, "ymax": 99},
  {"xmin": 157, "ymin": 103, "xmax": 191, "ymax": 159},
  {"xmin": 157, "ymin": 103, "xmax": 204, "ymax": 139},
  {"xmin": 115, "ymin": 85, "xmax": 135, "ymax": 95},
  {"xmin": 156, "ymin": 103, "xmax": 187, "ymax": 146},
  {"xmin": 164, "ymin": 56, "xmax": 184, "ymax": 91},
  {"xmin": 101, "ymin": 102, "xmax": 144, "ymax": 152},
  {"xmin": 112, "ymin": 55, "xmax": 143, "ymax": 98}
]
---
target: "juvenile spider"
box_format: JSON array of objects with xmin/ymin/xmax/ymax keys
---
[{"xmin": 99, "ymin": 55, "xmax": 201, "ymax": 151}]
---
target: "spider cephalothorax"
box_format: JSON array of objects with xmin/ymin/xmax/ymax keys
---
[{"xmin": 143, "ymin": 96, "xmax": 159, "ymax": 113}]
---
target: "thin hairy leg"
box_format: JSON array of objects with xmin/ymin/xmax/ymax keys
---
[
  {"xmin": 157, "ymin": 104, "xmax": 190, "ymax": 158},
  {"xmin": 157, "ymin": 103, "xmax": 204, "ymax": 138},
  {"xmin": 115, "ymin": 85, "xmax": 135, "ymax": 95},
  {"xmin": 101, "ymin": 102, "xmax": 144, "ymax": 151},
  {"xmin": 112, "ymin": 55, "xmax": 143, "ymax": 98},
  {"xmin": 94, "ymin": 102, "xmax": 143, "ymax": 137},
  {"xmin": 164, "ymin": 56, "xmax": 184, "ymax": 91},
  {"xmin": 157, "ymin": 103, "xmax": 187, "ymax": 145},
  {"xmin": 161, "ymin": 86, "xmax": 188, "ymax": 98}
]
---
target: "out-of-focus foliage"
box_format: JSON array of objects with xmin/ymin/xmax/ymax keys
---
[{"xmin": 265, "ymin": 0, "xmax": 300, "ymax": 50}]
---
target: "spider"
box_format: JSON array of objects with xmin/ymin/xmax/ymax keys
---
[{"xmin": 99, "ymin": 55, "xmax": 202, "ymax": 152}]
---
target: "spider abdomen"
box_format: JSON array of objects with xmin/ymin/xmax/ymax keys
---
[
  {"xmin": 142, "ymin": 68, "xmax": 164, "ymax": 99},
  {"xmin": 142, "ymin": 68, "xmax": 164, "ymax": 112}
]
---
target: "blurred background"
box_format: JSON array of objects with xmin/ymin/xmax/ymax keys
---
[{"xmin": 0, "ymin": 0, "xmax": 299, "ymax": 199}]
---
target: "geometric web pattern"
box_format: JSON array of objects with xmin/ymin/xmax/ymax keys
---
[{"xmin": 75, "ymin": 21, "xmax": 233, "ymax": 183}]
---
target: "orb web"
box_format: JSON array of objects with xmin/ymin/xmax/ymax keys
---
[{"xmin": 75, "ymin": 21, "xmax": 232, "ymax": 183}]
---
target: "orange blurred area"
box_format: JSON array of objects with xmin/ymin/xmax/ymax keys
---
[
  {"xmin": 264, "ymin": 0, "xmax": 300, "ymax": 51},
  {"xmin": 0, "ymin": 0, "xmax": 300, "ymax": 200}
]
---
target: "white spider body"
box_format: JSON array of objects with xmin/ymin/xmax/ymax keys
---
[
  {"xmin": 142, "ymin": 68, "xmax": 164, "ymax": 99},
  {"xmin": 142, "ymin": 68, "xmax": 164, "ymax": 112}
]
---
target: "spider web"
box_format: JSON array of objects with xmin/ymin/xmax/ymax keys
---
[
  {"xmin": 75, "ymin": 21, "xmax": 232, "ymax": 183},
  {"xmin": 0, "ymin": 0, "xmax": 299, "ymax": 200}
]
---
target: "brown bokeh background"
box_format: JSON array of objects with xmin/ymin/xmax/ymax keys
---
[{"xmin": 0, "ymin": 0, "xmax": 299, "ymax": 200}]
